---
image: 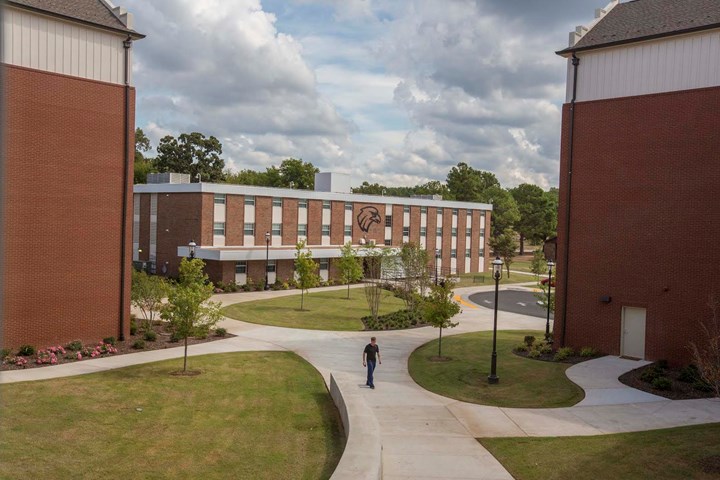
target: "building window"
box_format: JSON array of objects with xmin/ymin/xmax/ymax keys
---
[
  {"xmin": 272, "ymin": 197, "xmax": 283, "ymax": 207},
  {"xmin": 452, "ymin": 209, "xmax": 458, "ymax": 216},
  {"xmin": 244, "ymin": 196, "xmax": 255, "ymax": 206},
  {"xmin": 421, "ymin": 206, "xmax": 427, "ymax": 214},
  {"xmin": 403, "ymin": 226, "xmax": 410, "ymax": 236},
  {"xmin": 465, "ymin": 249, "xmax": 471, "ymax": 258},
  {"xmin": 467, "ymin": 210, "xmax": 473, "ymax": 217},
  {"xmin": 385, "ymin": 215, "xmax": 392, "ymax": 227},
  {"xmin": 480, "ymin": 228, "xmax": 485, "ymax": 237},
  {"xmin": 403, "ymin": 205, "xmax": 410, "ymax": 213},
  {"xmin": 436, "ymin": 227, "xmax": 443, "ymax": 236},
  {"xmin": 235, "ymin": 261, "xmax": 247, "ymax": 274},
  {"xmin": 214, "ymin": 194, "xmax": 226, "ymax": 205},
  {"xmin": 345, "ymin": 202, "xmax": 352, "ymax": 211},
  {"xmin": 298, "ymin": 224, "xmax": 307, "ymax": 236},
  {"xmin": 420, "ymin": 226, "xmax": 427, "ymax": 237},
  {"xmin": 451, "ymin": 249, "xmax": 457, "ymax": 258},
  {"xmin": 319, "ymin": 259, "xmax": 329, "ymax": 270},
  {"xmin": 244, "ymin": 223, "xmax": 255, "ymax": 235},
  {"xmin": 272, "ymin": 223, "xmax": 282, "ymax": 236},
  {"xmin": 298, "ymin": 199, "xmax": 307, "ymax": 209},
  {"xmin": 267, "ymin": 260, "xmax": 276, "ymax": 273},
  {"xmin": 480, "ymin": 249, "xmax": 485, "ymax": 257},
  {"xmin": 451, "ymin": 227, "xmax": 458, "ymax": 237},
  {"xmin": 384, "ymin": 239, "xmax": 392, "ymax": 246},
  {"xmin": 344, "ymin": 225, "xmax": 352, "ymax": 236},
  {"xmin": 437, "ymin": 210, "xmax": 443, "ymax": 218},
  {"xmin": 481, "ymin": 211, "xmax": 486, "ymax": 218},
  {"xmin": 213, "ymin": 222, "xmax": 225, "ymax": 235},
  {"xmin": 323, "ymin": 200, "xmax": 331, "ymax": 209},
  {"xmin": 322, "ymin": 224, "xmax": 330, "ymax": 236}
]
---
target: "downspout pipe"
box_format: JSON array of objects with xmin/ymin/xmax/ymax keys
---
[
  {"xmin": 119, "ymin": 36, "xmax": 132, "ymax": 341},
  {"xmin": 560, "ymin": 54, "xmax": 580, "ymax": 347}
]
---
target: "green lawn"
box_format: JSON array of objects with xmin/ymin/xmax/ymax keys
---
[
  {"xmin": 480, "ymin": 423, "xmax": 720, "ymax": 480},
  {"xmin": 453, "ymin": 271, "xmax": 537, "ymax": 289},
  {"xmin": 0, "ymin": 352, "xmax": 344, "ymax": 480},
  {"xmin": 222, "ymin": 288, "xmax": 406, "ymax": 331},
  {"xmin": 408, "ymin": 331, "xmax": 584, "ymax": 408}
]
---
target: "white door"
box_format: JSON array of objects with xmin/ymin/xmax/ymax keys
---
[{"xmin": 621, "ymin": 307, "xmax": 646, "ymax": 359}]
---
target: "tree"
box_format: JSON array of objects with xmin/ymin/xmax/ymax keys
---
[
  {"xmin": 363, "ymin": 245, "xmax": 391, "ymax": 322},
  {"xmin": 689, "ymin": 295, "xmax": 720, "ymax": 397},
  {"xmin": 446, "ymin": 162, "xmax": 500, "ymax": 201},
  {"xmin": 224, "ymin": 169, "xmax": 270, "ymax": 186},
  {"xmin": 336, "ymin": 242, "xmax": 364, "ymax": 299},
  {"xmin": 478, "ymin": 185, "xmax": 520, "ymax": 236},
  {"xmin": 154, "ymin": 132, "xmax": 225, "ymax": 182},
  {"xmin": 277, "ymin": 158, "xmax": 319, "ymax": 189},
  {"xmin": 423, "ymin": 279, "xmax": 461, "ymax": 358},
  {"xmin": 134, "ymin": 128, "xmax": 155, "ymax": 184},
  {"xmin": 529, "ymin": 249, "xmax": 548, "ymax": 278},
  {"xmin": 510, "ymin": 183, "xmax": 556, "ymax": 254},
  {"xmin": 161, "ymin": 258, "xmax": 221, "ymax": 373},
  {"xmin": 130, "ymin": 270, "xmax": 169, "ymax": 329},
  {"xmin": 489, "ymin": 229, "xmax": 519, "ymax": 278},
  {"xmin": 294, "ymin": 240, "xmax": 320, "ymax": 310},
  {"xmin": 399, "ymin": 242, "xmax": 430, "ymax": 316}
]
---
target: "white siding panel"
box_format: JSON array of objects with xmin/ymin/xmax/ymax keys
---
[
  {"xmin": 2, "ymin": 7, "xmax": 129, "ymax": 85},
  {"xmin": 572, "ymin": 30, "xmax": 720, "ymax": 103}
]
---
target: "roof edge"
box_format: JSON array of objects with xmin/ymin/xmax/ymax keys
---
[
  {"xmin": 557, "ymin": 22, "xmax": 720, "ymax": 57},
  {"xmin": 5, "ymin": 1, "xmax": 145, "ymax": 39}
]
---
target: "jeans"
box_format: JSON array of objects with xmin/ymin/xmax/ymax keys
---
[{"xmin": 366, "ymin": 360, "xmax": 376, "ymax": 387}]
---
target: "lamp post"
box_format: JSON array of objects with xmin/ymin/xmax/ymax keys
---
[
  {"xmin": 188, "ymin": 240, "xmax": 196, "ymax": 259},
  {"xmin": 264, "ymin": 231, "xmax": 271, "ymax": 290},
  {"xmin": 545, "ymin": 260, "xmax": 555, "ymax": 343},
  {"xmin": 435, "ymin": 249, "xmax": 441, "ymax": 285},
  {"xmin": 488, "ymin": 256, "xmax": 503, "ymax": 384}
]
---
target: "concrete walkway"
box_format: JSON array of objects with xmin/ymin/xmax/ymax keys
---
[{"xmin": 2, "ymin": 284, "xmax": 720, "ymax": 480}]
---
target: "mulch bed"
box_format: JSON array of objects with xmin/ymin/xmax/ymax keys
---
[
  {"xmin": 512, "ymin": 350, "xmax": 598, "ymax": 365},
  {"xmin": 1, "ymin": 320, "xmax": 234, "ymax": 371},
  {"xmin": 618, "ymin": 363, "xmax": 716, "ymax": 400}
]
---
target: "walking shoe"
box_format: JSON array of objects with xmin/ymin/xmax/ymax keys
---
[{"xmin": 370, "ymin": 385, "xmax": 375, "ymax": 389}]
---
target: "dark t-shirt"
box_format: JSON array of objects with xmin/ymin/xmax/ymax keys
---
[{"xmin": 364, "ymin": 343, "xmax": 379, "ymax": 362}]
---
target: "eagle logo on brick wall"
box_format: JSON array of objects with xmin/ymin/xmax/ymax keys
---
[{"xmin": 357, "ymin": 206, "xmax": 381, "ymax": 233}]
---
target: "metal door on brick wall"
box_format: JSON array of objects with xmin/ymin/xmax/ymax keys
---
[{"xmin": 621, "ymin": 307, "xmax": 646, "ymax": 360}]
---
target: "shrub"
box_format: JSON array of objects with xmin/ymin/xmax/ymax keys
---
[
  {"xmin": 657, "ymin": 359, "xmax": 669, "ymax": 369},
  {"xmin": 65, "ymin": 340, "xmax": 83, "ymax": 352},
  {"xmin": 513, "ymin": 343, "xmax": 529, "ymax": 353},
  {"xmin": 554, "ymin": 347, "xmax": 574, "ymax": 362},
  {"xmin": 215, "ymin": 327, "xmax": 227, "ymax": 337},
  {"xmin": 130, "ymin": 319, "xmax": 138, "ymax": 336},
  {"xmin": 103, "ymin": 336, "xmax": 116, "ymax": 346},
  {"xmin": 579, "ymin": 347, "xmax": 598, "ymax": 357},
  {"xmin": 256, "ymin": 279, "xmax": 265, "ymax": 291},
  {"xmin": 144, "ymin": 330, "xmax": 157, "ymax": 342},
  {"xmin": 0, "ymin": 348, "xmax": 10, "ymax": 360},
  {"xmin": 651, "ymin": 376, "xmax": 672, "ymax": 391},
  {"xmin": 528, "ymin": 349, "xmax": 541, "ymax": 359},
  {"xmin": 327, "ymin": 279, "xmax": 335, "ymax": 286},
  {"xmin": 170, "ymin": 332, "xmax": 181, "ymax": 343},
  {"xmin": 362, "ymin": 309, "xmax": 423, "ymax": 330},
  {"xmin": 17, "ymin": 345, "xmax": 35, "ymax": 356},
  {"xmin": 523, "ymin": 336, "xmax": 536, "ymax": 347},
  {"xmin": 692, "ymin": 379, "xmax": 714, "ymax": 392},
  {"xmin": 281, "ymin": 282, "xmax": 290, "ymax": 290},
  {"xmin": 678, "ymin": 365, "xmax": 701, "ymax": 383},
  {"xmin": 640, "ymin": 366, "xmax": 664, "ymax": 383},
  {"xmin": 132, "ymin": 340, "xmax": 146, "ymax": 349},
  {"xmin": 7, "ymin": 356, "xmax": 28, "ymax": 368},
  {"xmin": 245, "ymin": 278, "xmax": 255, "ymax": 291},
  {"xmin": 229, "ymin": 282, "xmax": 239, "ymax": 292},
  {"xmin": 539, "ymin": 343, "xmax": 553, "ymax": 355}
]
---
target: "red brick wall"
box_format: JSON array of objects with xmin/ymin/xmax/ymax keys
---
[
  {"xmin": 282, "ymin": 198, "xmax": 298, "ymax": 246},
  {"xmin": 442, "ymin": 208, "xmax": 453, "ymax": 271},
  {"xmin": 426, "ymin": 207, "xmax": 438, "ymax": 260},
  {"xmin": 254, "ymin": 196, "xmax": 272, "ymax": 245},
  {"xmin": 156, "ymin": 193, "xmax": 206, "ymax": 278},
  {"xmin": 276, "ymin": 259, "xmax": 295, "ymax": 283},
  {"xmin": 469, "ymin": 211, "xmax": 481, "ymax": 272},
  {"xmin": 225, "ymin": 194, "xmax": 244, "ymax": 246},
  {"xmin": 138, "ymin": 194, "xmax": 151, "ymax": 261},
  {"xmin": 391, "ymin": 205, "xmax": 404, "ymax": 246},
  {"xmin": 205, "ymin": 260, "xmax": 234, "ymax": 284},
  {"xmin": 456, "ymin": 209, "xmax": 467, "ymax": 274},
  {"xmin": 2, "ymin": 65, "xmax": 134, "ymax": 348},
  {"xmin": 353, "ymin": 203, "xmax": 385, "ymax": 245},
  {"xmin": 331, "ymin": 201, "xmax": 345, "ymax": 245},
  {"xmin": 307, "ymin": 200, "xmax": 322, "ymax": 245},
  {"xmin": 554, "ymin": 86, "xmax": 720, "ymax": 365}
]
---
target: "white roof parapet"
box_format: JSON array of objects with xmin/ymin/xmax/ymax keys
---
[{"xmin": 569, "ymin": 0, "xmax": 619, "ymax": 47}]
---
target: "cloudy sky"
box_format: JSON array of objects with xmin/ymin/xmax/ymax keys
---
[{"xmin": 124, "ymin": 0, "xmax": 605, "ymax": 189}]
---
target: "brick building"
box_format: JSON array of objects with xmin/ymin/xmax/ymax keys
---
[
  {"xmin": 1, "ymin": 1, "xmax": 143, "ymax": 349},
  {"xmin": 133, "ymin": 173, "xmax": 492, "ymax": 286},
  {"xmin": 554, "ymin": 0, "xmax": 720, "ymax": 364}
]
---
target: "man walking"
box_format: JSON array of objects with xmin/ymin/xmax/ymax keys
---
[{"xmin": 363, "ymin": 336, "xmax": 381, "ymax": 389}]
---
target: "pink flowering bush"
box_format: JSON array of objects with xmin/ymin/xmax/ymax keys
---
[
  {"xmin": 5, "ymin": 356, "xmax": 28, "ymax": 368},
  {"xmin": 78, "ymin": 342, "xmax": 118, "ymax": 360},
  {"xmin": 36, "ymin": 345, "xmax": 66, "ymax": 365}
]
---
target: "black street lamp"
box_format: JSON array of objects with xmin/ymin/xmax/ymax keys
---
[
  {"xmin": 264, "ymin": 231, "xmax": 271, "ymax": 290},
  {"xmin": 488, "ymin": 256, "xmax": 503, "ymax": 384},
  {"xmin": 435, "ymin": 249, "xmax": 441, "ymax": 285},
  {"xmin": 188, "ymin": 240, "xmax": 197, "ymax": 259},
  {"xmin": 545, "ymin": 260, "xmax": 555, "ymax": 343}
]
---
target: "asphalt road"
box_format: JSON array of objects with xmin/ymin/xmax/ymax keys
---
[{"xmin": 468, "ymin": 289, "xmax": 553, "ymax": 319}]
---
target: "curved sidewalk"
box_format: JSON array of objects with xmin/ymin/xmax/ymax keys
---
[{"xmin": 2, "ymin": 285, "xmax": 719, "ymax": 480}]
